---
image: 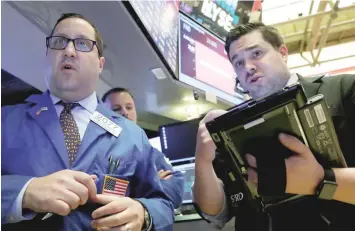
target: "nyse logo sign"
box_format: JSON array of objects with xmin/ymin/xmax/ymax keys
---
[
  {"xmin": 200, "ymin": 0, "xmax": 234, "ymax": 32},
  {"xmin": 230, "ymin": 192, "xmax": 243, "ymax": 207}
]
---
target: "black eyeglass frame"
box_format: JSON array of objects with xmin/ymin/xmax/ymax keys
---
[{"xmin": 46, "ymin": 36, "xmax": 100, "ymax": 55}]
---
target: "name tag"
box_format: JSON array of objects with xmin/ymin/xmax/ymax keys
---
[{"xmin": 90, "ymin": 111, "xmax": 122, "ymax": 137}]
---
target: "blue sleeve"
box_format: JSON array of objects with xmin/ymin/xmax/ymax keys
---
[
  {"xmin": 7, "ymin": 178, "xmax": 37, "ymax": 223},
  {"xmin": 154, "ymin": 149, "xmax": 184, "ymax": 208},
  {"xmin": 1, "ymin": 175, "xmax": 33, "ymax": 224},
  {"xmin": 133, "ymin": 131, "xmax": 176, "ymax": 231},
  {"xmin": 1, "ymin": 106, "xmax": 35, "ymax": 224}
]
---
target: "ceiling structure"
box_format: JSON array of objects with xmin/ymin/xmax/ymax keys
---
[
  {"xmin": 2, "ymin": 1, "xmax": 355, "ymax": 130},
  {"xmin": 263, "ymin": 0, "xmax": 355, "ymax": 70}
]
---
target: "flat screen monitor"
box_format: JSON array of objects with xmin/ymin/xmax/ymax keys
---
[
  {"xmin": 159, "ymin": 119, "xmax": 200, "ymax": 164},
  {"xmin": 173, "ymin": 163, "xmax": 195, "ymax": 204},
  {"xmin": 179, "ymin": 0, "xmax": 256, "ymax": 39},
  {"xmin": 126, "ymin": 1, "xmax": 180, "ymax": 75},
  {"xmin": 178, "ymin": 13, "xmax": 243, "ymax": 105}
]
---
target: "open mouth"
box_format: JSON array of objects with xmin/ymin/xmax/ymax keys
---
[
  {"xmin": 249, "ymin": 76, "xmax": 261, "ymax": 83},
  {"xmin": 62, "ymin": 64, "xmax": 75, "ymax": 70}
]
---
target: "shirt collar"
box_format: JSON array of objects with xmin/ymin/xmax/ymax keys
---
[
  {"xmin": 285, "ymin": 73, "xmax": 299, "ymax": 87},
  {"xmin": 50, "ymin": 91, "xmax": 98, "ymax": 114}
]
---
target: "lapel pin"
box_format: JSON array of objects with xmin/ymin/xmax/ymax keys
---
[{"xmin": 36, "ymin": 107, "xmax": 48, "ymax": 116}]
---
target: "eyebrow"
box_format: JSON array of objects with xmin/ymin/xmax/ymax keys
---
[
  {"xmin": 230, "ymin": 45, "xmax": 260, "ymax": 63},
  {"xmin": 112, "ymin": 103, "xmax": 134, "ymax": 107},
  {"xmin": 52, "ymin": 33, "xmax": 93, "ymax": 40}
]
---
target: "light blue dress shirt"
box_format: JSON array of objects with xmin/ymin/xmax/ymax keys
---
[
  {"xmin": 8, "ymin": 91, "xmax": 98, "ymax": 223},
  {"xmin": 50, "ymin": 91, "xmax": 98, "ymax": 140}
]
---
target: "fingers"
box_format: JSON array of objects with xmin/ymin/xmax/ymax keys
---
[
  {"xmin": 92, "ymin": 201, "xmax": 126, "ymax": 219},
  {"xmin": 245, "ymin": 154, "xmax": 257, "ymax": 168},
  {"xmin": 198, "ymin": 110, "xmax": 224, "ymax": 146},
  {"xmin": 61, "ymin": 171, "xmax": 96, "ymax": 205},
  {"xmin": 195, "ymin": 123, "xmax": 217, "ymax": 163},
  {"xmin": 200, "ymin": 110, "xmax": 227, "ymax": 124},
  {"xmin": 158, "ymin": 170, "xmax": 172, "ymax": 179},
  {"xmin": 279, "ymin": 133, "xmax": 310, "ymax": 156},
  {"xmin": 72, "ymin": 171, "xmax": 97, "ymax": 200},
  {"xmin": 247, "ymin": 168, "xmax": 258, "ymax": 184},
  {"xmin": 163, "ymin": 174, "xmax": 173, "ymax": 180},
  {"xmin": 94, "ymin": 194, "xmax": 125, "ymax": 206},
  {"xmin": 199, "ymin": 125, "xmax": 216, "ymax": 149},
  {"xmin": 51, "ymin": 199, "xmax": 71, "ymax": 216},
  {"xmin": 245, "ymin": 154, "xmax": 257, "ymax": 184},
  {"xmin": 92, "ymin": 209, "xmax": 134, "ymax": 229},
  {"xmin": 95, "ymin": 223, "xmax": 136, "ymax": 231},
  {"xmin": 56, "ymin": 188, "xmax": 81, "ymax": 210},
  {"xmin": 24, "ymin": 170, "xmax": 97, "ymax": 214},
  {"xmin": 91, "ymin": 174, "xmax": 98, "ymax": 181},
  {"xmin": 96, "ymin": 226, "xmax": 123, "ymax": 231},
  {"xmin": 67, "ymin": 182, "xmax": 90, "ymax": 206},
  {"xmin": 95, "ymin": 194, "xmax": 122, "ymax": 205}
]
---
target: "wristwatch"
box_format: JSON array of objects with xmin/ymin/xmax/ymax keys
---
[
  {"xmin": 134, "ymin": 199, "xmax": 152, "ymax": 231},
  {"xmin": 316, "ymin": 168, "xmax": 337, "ymax": 200},
  {"xmin": 142, "ymin": 208, "xmax": 152, "ymax": 231}
]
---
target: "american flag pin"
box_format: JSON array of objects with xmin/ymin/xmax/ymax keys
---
[
  {"xmin": 36, "ymin": 107, "xmax": 48, "ymax": 116},
  {"xmin": 102, "ymin": 175, "xmax": 129, "ymax": 197}
]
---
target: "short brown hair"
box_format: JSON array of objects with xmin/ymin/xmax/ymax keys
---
[
  {"xmin": 102, "ymin": 87, "xmax": 134, "ymax": 102},
  {"xmin": 225, "ymin": 22, "xmax": 284, "ymax": 58},
  {"xmin": 49, "ymin": 13, "xmax": 104, "ymax": 57}
]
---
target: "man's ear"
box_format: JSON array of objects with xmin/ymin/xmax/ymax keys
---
[
  {"xmin": 279, "ymin": 45, "xmax": 288, "ymax": 63},
  {"xmin": 99, "ymin": 56, "xmax": 105, "ymax": 73}
]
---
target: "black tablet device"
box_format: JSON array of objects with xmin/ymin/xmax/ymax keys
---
[{"xmin": 205, "ymin": 83, "xmax": 346, "ymax": 211}]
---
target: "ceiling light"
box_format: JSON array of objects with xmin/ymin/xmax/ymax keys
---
[{"xmin": 151, "ymin": 68, "xmax": 167, "ymax": 80}]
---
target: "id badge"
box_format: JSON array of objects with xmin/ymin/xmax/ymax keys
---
[{"xmin": 90, "ymin": 111, "xmax": 122, "ymax": 137}]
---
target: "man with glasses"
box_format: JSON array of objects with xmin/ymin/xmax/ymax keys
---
[{"xmin": 2, "ymin": 13, "xmax": 175, "ymax": 231}]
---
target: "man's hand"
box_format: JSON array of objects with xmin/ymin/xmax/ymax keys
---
[
  {"xmin": 193, "ymin": 110, "xmax": 227, "ymax": 216},
  {"xmin": 158, "ymin": 169, "xmax": 172, "ymax": 180},
  {"xmin": 23, "ymin": 170, "xmax": 97, "ymax": 216},
  {"xmin": 91, "ymin": 195, "xmax": 145, "ymax": 231},
  {"xmin": 195, "ymin": 110, "xmax": 227, "ymax": 164},
  {"xmin": 246, "ymin": 133, "xmax": 325, "ymax": 195}
]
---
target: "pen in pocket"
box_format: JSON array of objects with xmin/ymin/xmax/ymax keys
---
[
  {"xmin": 108, "ymin": 155, "xmax": 120, "ymax": 174},
  {"xmin": 42, "ymin": 212, "xmax": 53, "ymax": 220}
]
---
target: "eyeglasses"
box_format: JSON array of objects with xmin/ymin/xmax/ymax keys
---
[{"xmin": 46, "ymin": 36, "xmax": 98, "ymax": 54}]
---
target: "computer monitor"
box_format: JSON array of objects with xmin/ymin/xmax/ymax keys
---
[
  {"xmin": 178, "ymin": 13, "xmax": 243, "ymax": 105},
  {"xmin": 173, "ymin": 163, "xmax": 195, "ymax": 204},
  {"xmin": 159, "ymin": 118, "xmax": 200, "ymax": 164},
  {"xmin": 125, "ymin": 1, "xmax": 180, "ymax": 75}
]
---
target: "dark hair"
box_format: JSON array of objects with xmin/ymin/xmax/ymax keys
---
[
  {"xmin": 49, "ymin": 13, "xmax": 104, "ymax": 57},
  {"xmin": 102, "ymin": 87, "xmax": 134, "ymax": 102},
  {"xmin": 225, "ymin": 22, "xmax": 284, "ymax": 58}
]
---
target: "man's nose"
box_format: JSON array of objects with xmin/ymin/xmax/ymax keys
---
[
  {"xmin": 63, "ymin": 41, "xmax": 77, "ymax": 57},
  {"xmin": 119, "ymin": 109, "xmax": 128, "ymax": 118},
  {"xmin": 245, "ymin": 60, "xmax": 257, "ymax": 77}
]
